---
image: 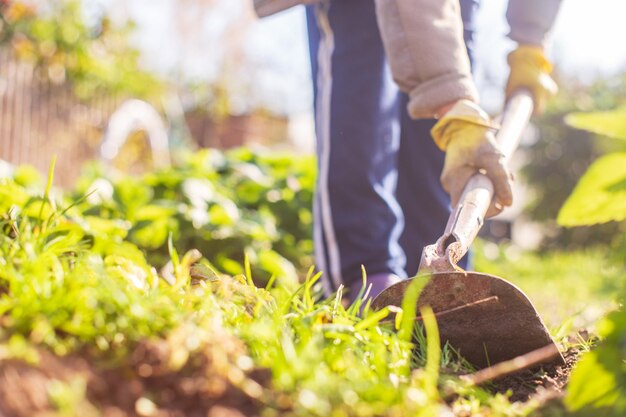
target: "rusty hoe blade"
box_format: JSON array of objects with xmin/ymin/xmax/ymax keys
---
[{"xmin": 371, "ymin": 273, "xmax": 565, "ymax": 369}]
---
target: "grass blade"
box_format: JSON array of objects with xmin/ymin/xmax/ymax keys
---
[
  {"xmin": 398, "ymin": 277, "xmax": 428, "ymax": 342},
  {"xmin": 421, "ymin": 306, "xmax": 441, "ymax": 399}
]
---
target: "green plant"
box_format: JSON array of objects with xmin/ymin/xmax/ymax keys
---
[
  {"xmin": 559, "ymin": 107, "xmax": 626, "ymax": 227},
  {"xmin": 73, "ymin": 148, "xmax": 315, "ymax": 284},
  {"xmin": 565, "ymin": 308, "xmax": 626, "ymax": 417},
  {"xmin": 0, "ymin": 175, "xmax": 184, "ymax": 356},
  {"xmin": 521, "ymin": 75, "xmax": 626, "ymax": 248},
  {"xmin": 554, "ymin": 107, "xmax": 626, "ymax": 416}
]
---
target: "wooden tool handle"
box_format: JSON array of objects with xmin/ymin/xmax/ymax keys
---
[{"xmin": 442, "ymin": 90, "xmax": 534, "ymax": 265}]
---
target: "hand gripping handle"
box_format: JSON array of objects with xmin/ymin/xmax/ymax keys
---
[{"xmin": 419, "ymin": 90, "xmax": 534, "ymax": 273}]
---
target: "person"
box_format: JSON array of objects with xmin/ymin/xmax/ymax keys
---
[{"xmin": 254, "ymin": 0, "xmax": 561, "ymax": 301}]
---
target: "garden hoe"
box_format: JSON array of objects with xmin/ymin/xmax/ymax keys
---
[{"xmin": 371, "ymin": 90, "xmax": 565, "ymax": 370}]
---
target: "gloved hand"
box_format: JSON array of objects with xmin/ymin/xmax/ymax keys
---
[
  {"xmin": 431, "ymin": 100, "xmax": 513, "ymax": 218},
  {"xmin": 506, "ymin": 45, "xmax": 558, "ymax": 115}
]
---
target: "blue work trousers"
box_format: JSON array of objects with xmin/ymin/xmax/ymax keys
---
[{"xmin": 307, "ymin": 0, "xmax": 478, "ymax": 293}]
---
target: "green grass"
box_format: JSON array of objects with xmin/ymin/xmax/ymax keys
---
[
  {"xmin": 0, "ymin": 176, "xmax": 460, "ymax": 416},
  {"xmin": 0, "ymin": 175, "xmax": 538, "ymax": 416}
]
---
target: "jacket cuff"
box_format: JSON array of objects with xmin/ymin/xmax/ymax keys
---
[
  {"xmin": 407, "ymin": 73, "xmax": 479, "ymax": 119},
  {"xmin": 506, "ymin": 0, "xmax": 562, "ymax": 46},
  {"xmin": 508, "ymin": 26, "xmax": 548, "ymax": 46}
]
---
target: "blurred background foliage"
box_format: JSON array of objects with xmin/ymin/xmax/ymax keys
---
[
  {"xmin": 0, "ymin": 0, "xmax": 164, "ymax": 100},
  {"xmin": 72, "ymin": 148, "xmax": 315, "ymax": 284},
  {"xmin": 521, "ymin": 73, "xmax": 626, "ymax": 250}
]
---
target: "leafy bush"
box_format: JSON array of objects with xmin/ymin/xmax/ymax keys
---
[
  {"xmin": 73, "ymin": 148, "xmax": 315, "ymax": 284},
  {"xmin": 557, "ymin": 107, "xmax": 626, "ymax": 416}
]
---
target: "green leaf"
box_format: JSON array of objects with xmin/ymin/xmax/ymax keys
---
[
  {"xmin": 565, "ymin": 309, "xmax": 626, "ymax": 417},
  {"xmin": 134, "ymin": 204, "xmax": 176, "ymax": 221},
  {"xmin": 0, "ymin": 181, "xmax": 30, "ymax": 212},
  {"xmin": 84, "ymin": 216, "xmax": 129, "ymax": 240},
  {"xmin": 566, "ymin": 109, "xmax": 626, "ymax": 141},
  {"xmin": 13, "ymin": 165, "xmax": 43, "ymax": 188},
  {"xmin": 131, "ymin": 218, "xmax": 171, "ymax": 249},
  {"xmin": 565, "ymin": 351, "xmax": 622, "ymax": 415},
  {"xmin": 104, "ymin": 241, "xmax": 151, "ymax": 267},
  {"xmin": 558, "ymin": 153, "xmax": 626, "ymax": 226},
  {"xmin": 114, "ymin": 179, "xmax": 153, "ymax": 217}
]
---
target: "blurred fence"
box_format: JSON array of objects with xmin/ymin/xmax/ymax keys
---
[
  {"xmin": 0, "ymin": 45, "xmax": 299, "ymax": 188},
  {"xmin": 0, "ymin": 48, "xmax": 120, "ymax": 187}
]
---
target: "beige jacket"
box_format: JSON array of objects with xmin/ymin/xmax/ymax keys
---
[{"xmin": 254, "ymin": 0, "xmax": 562, "ymax": 118}]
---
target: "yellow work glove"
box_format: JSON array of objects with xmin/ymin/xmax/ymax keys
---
[
  {"xmin": 506, "ymin": 45, "xmax": 558, "ymax": 115},
  {"xmin": 431, "ymin": 100, "xmax": 513, "ymax": 218}
]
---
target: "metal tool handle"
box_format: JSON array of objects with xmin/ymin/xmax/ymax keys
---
[{"xmin": 419, "ymin": 90, "xmax": 534, "ymax": 272}]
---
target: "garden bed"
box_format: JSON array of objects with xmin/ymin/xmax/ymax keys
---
[{"xmin": 0, "ymin": 150, "xmax": 623, "ymax": 417}]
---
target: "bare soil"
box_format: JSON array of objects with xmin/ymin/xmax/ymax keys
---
[
  {"xmin": 490, "ymin": 347, "xmax": 582, "ymax": 403},
  {"xmin": 0, "ymin": 339, "xmax": 269, "ymax": 417},
  {"xmin": 0, "ymin": 339, "xmax": 586, "ymax": 416}
]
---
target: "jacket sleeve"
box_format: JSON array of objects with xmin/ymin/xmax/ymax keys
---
[
  {"xmin": 506, "ymin": 0, "xmax": 563, "ymax": 46},
  {"xmin": 374, "ymin": 0, "xmax": 479, "ymax": 119}
]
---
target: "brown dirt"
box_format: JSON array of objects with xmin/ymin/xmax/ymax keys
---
[
  {"xmin": 0, "ymin": 336, "xmax": 270, "ymax": 417},
  {"xmin": 489, "ymin": 346, "xmax": 583, "ymax": 403}
]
